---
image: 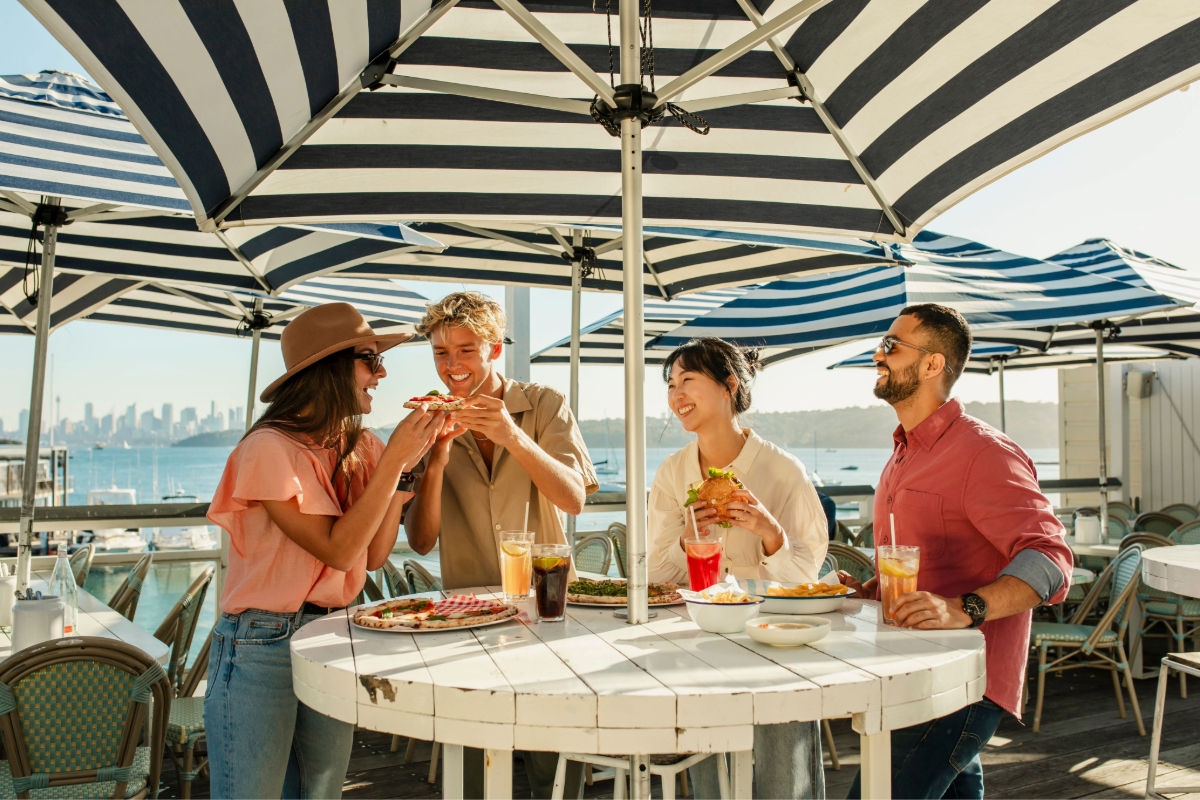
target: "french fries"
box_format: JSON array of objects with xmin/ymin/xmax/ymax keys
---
[
  {"xmin": 766, "ymin": 582, "xmax": 851, "ymax": 597},
  {"xmin": 701, "ymin": 589, "xmax": 755, "ymax": 603}
]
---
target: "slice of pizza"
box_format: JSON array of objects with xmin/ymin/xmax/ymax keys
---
[
  {"xmin": 353, "ymin": 598, "xmax": 436, "ymax": 629},
  {"xmin": 403, "ymin": 389, "xmax": 467, "ymax": 411},
  {"xmin": 419, "ymin": 594, "xmax": 519, "ymax": 628},
  {"xmin": 566, "ymin": 578, "xmax": 682, "ymax": 605}
]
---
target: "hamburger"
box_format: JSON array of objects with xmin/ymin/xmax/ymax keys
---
[{"xmin": 685, "ymin": 467, "xmax": 743, "ymax": 528}]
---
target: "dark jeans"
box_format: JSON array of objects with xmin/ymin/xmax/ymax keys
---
[{"xmin": 846, "ymin": 698, "xmax": 1004, "ymax": 800}]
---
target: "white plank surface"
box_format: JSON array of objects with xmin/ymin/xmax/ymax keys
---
[
  {"xmin": 290, "ymin": 589, "xmax": 986, "ymax": 800},
  {"xmin": 1142, "ymin": 544, "xmax": 1200, "ymax": 598}
]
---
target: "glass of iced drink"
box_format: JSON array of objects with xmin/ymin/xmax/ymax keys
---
[
  {"xmin": 877, "ymin": 545, "xmax": 920, "ymax": 625},
  {"xmin": 532, "ymin": 543, "xmax": 572, "ymax": 621},
  {"xmin": 684, "ymin": 534, "xmax": 723, "ymax": 591},
  {"xmin": 499, "ymin": 530, "xmax": 534, "ymax": 600}
]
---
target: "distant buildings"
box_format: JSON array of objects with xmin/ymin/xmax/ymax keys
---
[{"xmin": 0, "ymin": 400, "xmax": 245, "ymax": 445}]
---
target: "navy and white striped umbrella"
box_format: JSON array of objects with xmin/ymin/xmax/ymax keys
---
[
  {"xmin": 653, "ymin": 231, "xmax": 1183, "ymax": 364},
  {"xmin": 532, "ymin": 288, "xmax": 748, "ymax": 366},
  {"xmin": 830, "ymin": 341, "xmax": 1181, "ymax": 375},
  {"xmin": 23, "ymin": 2, "xmax": 1200, "ymax": 239}
]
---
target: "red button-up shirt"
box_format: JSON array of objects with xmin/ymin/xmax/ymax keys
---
[{"xmin": 874, "ymin": 399, "xmax": 1072, "ymax": 718}]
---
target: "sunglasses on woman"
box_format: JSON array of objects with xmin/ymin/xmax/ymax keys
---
[{"xmin": 353, "ymin": 352, "xmax": 385, "ymax": 373}]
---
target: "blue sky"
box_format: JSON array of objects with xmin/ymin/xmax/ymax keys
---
[{"xmin": 2, "ymin": 1, "xmax": 1199, "ymax": 432}]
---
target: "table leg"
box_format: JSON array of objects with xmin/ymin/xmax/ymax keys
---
[
  {"xmin": 482, "ymin": 747, "xmax": 512, "ymax": 799},
  {"xmin": 860, "ymin": 730, "xmax": 892, "ymax": 799},
  {"xmin": 443, "ymin": 744, "xmax": 463, "ymax": 799},
  {"xmin": 627, "ymin": 755, "xmax": 650, "ymax": 799},
  {"xmin": 730, "ymin": 750, "xmax": 752, "ymax": 798}
]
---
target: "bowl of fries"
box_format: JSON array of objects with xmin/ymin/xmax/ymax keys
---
[
  {"xmin": 744, "ymin": 579, "xmax": 856, "ymax": 614},
  {"xmin": 682, "ymin": 587, "xmax": 765, "ymax": 633}
]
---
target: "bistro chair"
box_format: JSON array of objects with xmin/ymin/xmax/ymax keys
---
[
  {"xmin": 552, "ymin": 751, "xmax": 729, "ymax": 800},
  {"xmin": 826, "ymin": 541, "xmax": 875, "ymax": 586},
  {"xmin": 0, "ymin": 635, "xmax": 173, "ymax": 799},
  {"xmin": 1133, "ymin": 511, "xmax": 1183, "ymax": 537},
  {"xmin": 352, "ymin": 572, "xmax": 386, "ymax": 607},
  {"xmin": 380, "ymin": 559, "xmax": 408, "ymax": 597},
  {"xmin": 1168, "ymin": 519, "xmax": 1200, "ymax": 545},
  {"xmin": 607, "ymin": 522, "xmax": 628, "ymax": 579},
  {"xmin": 852, "ymin": 521, "xmax": 874, "ymax": 548},
  {"xmin": 1028, "ymin": 545, "xmax": 1146, "ymax": 735},
  {"xmin": 573, "ymin": 534, "xmax": 613, "ymax": 576},
  {"xmin": 69, "ymin": 543, "xmax": 94, "ymax": 587},
  {"xmin": 163, "ymin": 631, "xmax": 212, "ymax": 799},
  {"xmin": 107, "ymin": 553, "xmax": 154, "ymax": 622},
  {"xmin": 1120, "ymin": 532, "xmax": 1173, "ymax": 552},
  {"xmin": 152, "ymin": 566, "xmax": 215, "ymax": 699},
  {"xmin": 818, "ymin": 553, "xmax": 838, "ymax": 578},
  {"xmin": 1106, "ymin": 500, "xmax": 1136, "ymax": 525},
  {"xmin": 1158, "ymin": 502, "xmax": 1199, "ymax": 523},
  {"xmin": 403, "ymin": 560, "xmax": 442, "ymax": 594},
  {"xmin": 1146, "ymin": 652, "xmax": 1200, "ymax": 799}
]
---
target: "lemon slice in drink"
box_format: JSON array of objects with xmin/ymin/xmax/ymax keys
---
[
  {"xmin": 501, "ymin": 541, "xmax": 529, "ymax": 558},
  {"xmin": 879, "ymin": 559, "xmax": 917, "ymax": 579},
  {"xmin": 532, "ymin": 556, "xmax": 565, "ymax": 571}
]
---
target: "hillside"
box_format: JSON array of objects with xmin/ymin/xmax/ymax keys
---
[{"xmin": 580, "ymin": 401, "xmax": 1058, "ymax": 452}]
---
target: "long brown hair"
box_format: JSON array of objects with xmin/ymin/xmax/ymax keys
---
[{"xmin": 246, "ymin": 349, "xmax": 365, "ymax": 489}]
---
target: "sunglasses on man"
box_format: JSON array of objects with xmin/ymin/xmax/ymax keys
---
[{"xmin": 877, "ymin": 335, "xmax": 934, "ymax": 356}]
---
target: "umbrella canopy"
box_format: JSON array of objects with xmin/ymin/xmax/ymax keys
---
[
  {"xmin": 830, "ymin": 341, "xmax": 1182, "ymax": 375},
  {"xmin": 23, "ymin": 2, "xmax": 1200, "ymax": 238},
  {"xmin": 0, "ymin": 70, "xmax": 441, "ymax": 592},
  {"xmin": 653, "ymin": 230, "xmax": 1183, "ymax": 363}
]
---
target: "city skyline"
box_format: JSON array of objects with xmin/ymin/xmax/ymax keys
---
[
  {"xmin": 4, "ymin": 397, "xmax": 245, "ymax": 444},
  {"xmin": 2, "ymin": 3, "xmax": 1199, "ymax": 431}
]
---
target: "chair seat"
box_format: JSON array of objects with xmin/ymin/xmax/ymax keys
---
[
  {"xmin": 167, "ymin": 696, "xmax": 206, "ymax": 745},
  {"xmin": 1143, "ymin": 598, "xmax": 1200, "ymax": 617},
  {"xmin": 1031, "ymin": 622, "xmax": 1119, "ymax": 646},
  {"xmin": 0, "ymin": 745, "xmax": 151, "ymax": 799}
]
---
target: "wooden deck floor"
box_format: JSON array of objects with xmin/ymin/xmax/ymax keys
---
[{"xmin": 169, "ymin": 652, "xmax": 1200, "ymax": 799}]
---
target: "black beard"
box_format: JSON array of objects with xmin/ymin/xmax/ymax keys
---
[{"xmin": 874, "ymin": 362, "xmax": 920, "ymax": 404}]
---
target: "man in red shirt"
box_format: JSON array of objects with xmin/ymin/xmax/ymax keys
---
[{"xmin": 841, "ymin": 304, "xmax": 1073, "ymax": 799}]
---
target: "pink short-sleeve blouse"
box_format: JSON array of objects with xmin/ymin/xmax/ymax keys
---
[{"xmin": 208, "ymin": 427, "xmax": 384, "ymax": 614}]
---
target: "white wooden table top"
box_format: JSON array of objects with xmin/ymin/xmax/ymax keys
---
[
  {"xmin": 1, "ymin": 576, "xmax": 169, "ymax": 665},
  {"xmin": 1141, "ymin": 545, "xmax": 1200, "ymax": 598},
  {"xmin": 291, "ymin": 588, "xmax": 985, "ymax": 798}
]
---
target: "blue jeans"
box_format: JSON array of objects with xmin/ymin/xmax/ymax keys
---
[
  {"xmin": 689, "ymin": 721, "xmax": 825, "ymax": 799},
  {"xmin": 846, "ymin": 698, "xmax": 1004, "ymax": 800},
  {"xmin": 205, "ymin": 609, "xmax": 354, "ymax": 799}
]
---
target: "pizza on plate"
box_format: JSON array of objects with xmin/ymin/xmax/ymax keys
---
[
  {"xmin": 403, "ymin": 390, "xmax": 467, "ymax": 411},
  {"xmin": 567, "ymin": 578, "xmax": 682, "ymax": 605},
  {"xmin": 353, "ymin": 595, "xmax": 518, "ymax": 629}
]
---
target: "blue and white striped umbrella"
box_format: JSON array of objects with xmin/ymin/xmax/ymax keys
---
[
  {"xmin": 653, "ymin": 231, "xmax": 1183, "ymax": 365},
  {"xmin": 532, "ymin": 288, "xmax": 749, "ymax": 366},
  {"xmin": 830, "ymin": 341, "xmax": 1181, "ymax": 375},
  {"xmin": 23, "ymin": 2, "xmax": 1200, "ymax": 239}
]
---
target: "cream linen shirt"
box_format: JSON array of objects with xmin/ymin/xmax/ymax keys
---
[
  {"xmin": 407, "ymin": 379, "xmax": 599, "ymax": 590},
  {"xmin": 648, "ymin": 429, "xmax": 827, "ymax": 584}
]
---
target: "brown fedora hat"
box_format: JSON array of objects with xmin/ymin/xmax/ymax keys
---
[{"xmin": 260, "ymin": 303, "xmax": 413, "ymax": 402}]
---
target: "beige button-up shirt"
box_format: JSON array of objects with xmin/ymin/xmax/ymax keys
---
[
  {"xmin": 648, "ymin": 429, "xmax": 828, "ymax": 585},
  {"xmin": 409, "ymin": 379, "xmax": 598, "ymax": 590}
]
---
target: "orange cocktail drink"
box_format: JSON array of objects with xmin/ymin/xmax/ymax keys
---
[
  {"xmin": 499, "ymin": 530, "xmax": 534, "ymax": 600},
  {"xmin": 877, "ymin": 545, "xmax": 920, "ymax": 624},
  {"xmin": 684, "ymin": 535, "xmax": 723, "ymax": 591}
]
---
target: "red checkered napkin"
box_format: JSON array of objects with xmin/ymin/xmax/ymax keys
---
[{"xmin": 434, "ymin": 594, "xmax": 508, "ymax": 615}]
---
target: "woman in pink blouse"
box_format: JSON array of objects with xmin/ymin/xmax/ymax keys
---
[{"xmin": 205, "ymin": 303, "xmax": 450, "ymax": 798}]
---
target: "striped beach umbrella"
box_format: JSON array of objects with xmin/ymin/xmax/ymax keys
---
[
  {"xmin": 27, "ymin": 0, "xmax": 1200, "ymax": 642},
  {"xmin": 653, "ymin": 231, "xmax": 1183, "ymax": 363}
]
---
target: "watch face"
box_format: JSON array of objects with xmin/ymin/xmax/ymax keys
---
[{"xmin": 963, "ymin": 594, "xmax": 987, "ymax": 624}]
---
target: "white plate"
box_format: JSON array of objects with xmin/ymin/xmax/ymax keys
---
[
  {"xmin": 744, "ymin": 580, "xmax": 855, "ymax": 614},
  {"xmin": 745, "ymin": 615, "xmax": 831, "ymax": 647}
]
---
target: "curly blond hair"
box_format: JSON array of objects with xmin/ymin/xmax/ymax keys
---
[{"xmin": 417, "ymin": 291, "xmax": 506, "ymax": 343}]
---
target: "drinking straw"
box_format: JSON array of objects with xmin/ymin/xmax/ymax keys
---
[
  {"xmin": 689, "ymin": 505, "xmax": 700, "ymax": 537},
  {"xmin": 523, "ymin": 501, "xmax": 530, "ymax": 533},
  {"xmin": 890, "ymin": 512, "xmax": 898, "ymax": 546}
]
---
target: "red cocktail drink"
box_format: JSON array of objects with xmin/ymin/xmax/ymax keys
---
[{"xmin": 684, "ymin": 537, "xmax": 723, "ymax": 591}]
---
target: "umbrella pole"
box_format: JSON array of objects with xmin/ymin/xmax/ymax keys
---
[
  {"xmin": 998, "ymin": 358, "xmax": 1006, "ymax": 433},
  {"xmin": 244, "ymin": 299, "xmax": 264, "ymax": 433},
  {"xmin": 17, "ymin": 198, "xmax": 65, "ymax": 593},
  {"xmin": 1094, "ymin": 326, "xmax": 1109, "ymax": 538},
  {"xmin": 567, "ymin": 255, "xmax": 583, "ymax": 540}
]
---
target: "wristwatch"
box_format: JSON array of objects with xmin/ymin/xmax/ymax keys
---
[
  {"xmin": 960, "ymin": 593, "xmax": 988, "ymax": 628},
  {"xmin": 396, "ymin": 472, "xmax": 417, "ymax": 492}
]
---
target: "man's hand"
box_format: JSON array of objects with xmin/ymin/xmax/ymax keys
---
[
  {"xmin": 890, "ymin": 591, "xmax": 973, "ymax": 629},
  {"xmin": 452, "ymin": 394, "xmax": 518, "ymax": 446}
]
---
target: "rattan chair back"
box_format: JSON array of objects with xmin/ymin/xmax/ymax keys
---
[
  {"xmin": 1120, "ymin": 532, "xmax": 1174, "ymax": 552},
  {"xmin": 826, "ymin": 541, "xmax": 875, "ymax": 585},
  {"xmin": 0, "ymin": 636, "xmax": 171, "ymax": 799},
  {"xmin": 1133, "ymin": 511, "xmax": 1183, "ymax": 537},
  {"xmin": 69, "ymin": 544, "xmax": 94, "ymax": 588},
  {"xmin": 381, "ymin": 559, "xmax": 408, "ymax": 597},
  {"xmin": 1170, "ymin": 519, "xmax": 1200, "ymax": 545},
  {"xmin": 1159, "ymin": 503, "xmax": 1199, "ymax": 522},
  {"xmin": 403, "ymin": 560, "xmax": 442, "ymax": 594},
  {"xmin": 152, "ymin": 565, "xmax": 215, "ymax": 696},
  {"xmin": 606, "ymin": 523, "xmax": 628, "ymax": 579},
  {"xmin": 107, "ymin": 553, "xmax": 154, "ymax": 622},
  {"xmin": 573, "ymin": 534, "xmax": 612, "ymax": 576}
]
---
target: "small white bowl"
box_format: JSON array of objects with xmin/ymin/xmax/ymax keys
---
[
  {"xmin": 684, "ymin": 596, "xmax": 764, "ymax": 633},
  {"xmin": 744, "ymin": 615, "xmax": 831, "ymax": 647}
]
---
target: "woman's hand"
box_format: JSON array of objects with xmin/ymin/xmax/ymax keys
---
[
  {"xmin": 725, "ymin": 488, "xmax": 784, "ymax": 542},
  {"xmin": 386, "ymin": 406, "xmax": 446, "ymax": 464},
  {"xmin": 836, "ymin": 570, "xmax": 877, "ymax": 599},
  {"xmin": 685, "ymin": 499, "xmax": 721, "ymax": 534}
]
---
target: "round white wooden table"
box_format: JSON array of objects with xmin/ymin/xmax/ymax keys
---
[
  {"xmin": 1141, "ymin": 544, "xmax": 1200, "ymax": 599},
  {"xmin": 291, "ymin": 589, "xmax": 985, "ymax": 800}
]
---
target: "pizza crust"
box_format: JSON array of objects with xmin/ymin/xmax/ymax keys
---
[{"xmin": 403, "ymin": 398, "xmax": 465, "ymax": 411}]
